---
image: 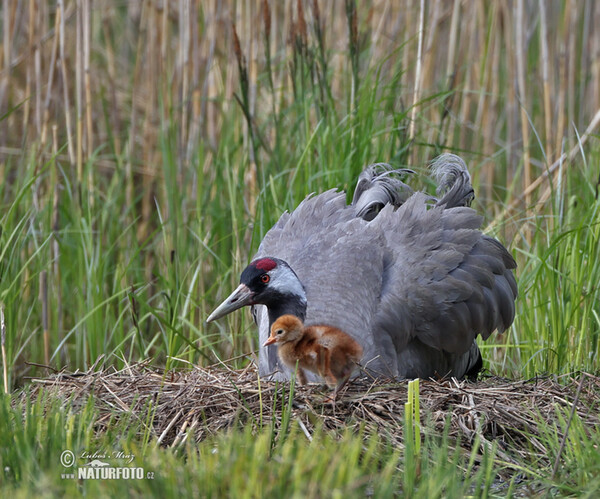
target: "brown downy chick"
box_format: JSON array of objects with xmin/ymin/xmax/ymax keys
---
[{"xmin": 264, "ymin": 314, "xmax": 363, "ymax": 398}]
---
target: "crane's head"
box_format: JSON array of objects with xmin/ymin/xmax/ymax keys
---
[{"xmin": 206, "ymin": 257, "xmax": 307, "ymax": 323}]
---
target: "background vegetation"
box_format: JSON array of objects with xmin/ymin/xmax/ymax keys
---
[{"xmin": 1, "ymin": 0, "xmax": 599, "ymax": 496}]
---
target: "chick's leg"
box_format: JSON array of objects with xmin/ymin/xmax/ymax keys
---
[
  {"xmin": 295, "ymin": 365, "xmax": 307, "ymax": 385},
  {"xmin": 321, "ymin": 349, "xmax": 337, "ymax": 388},
  {"xmin": 326, "ymin": 361, "xmax": 358, "ymax": 403},
  {"xmin": 332, "ymin": 373, "xmax": 351, "ymax": 397}
]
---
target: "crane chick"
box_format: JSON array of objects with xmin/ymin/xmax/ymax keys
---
[{"xmin": 263, "ymin": 314, "xmax": 363, "ymax": 399}]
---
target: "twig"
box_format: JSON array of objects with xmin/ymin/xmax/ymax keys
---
[
  {"xmin": 157, "ymin": 408, "xmax": 183, "ymax": 445},
  {"xmin": 296, "ymin": 416, "xmax": 313, "ymax": 442},
  {"xmin": 25, "ymin": 361, "xmax": 59, "ymax": 373}
]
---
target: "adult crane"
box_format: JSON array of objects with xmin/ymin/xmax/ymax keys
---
[{"xmin": 207, "ymin": 154, "xmax": 517, "ymax": 381}]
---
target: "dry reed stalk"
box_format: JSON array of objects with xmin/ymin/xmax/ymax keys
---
[
  {"xmin": 262, "ymin": 0, "xmax": 277, "ymax": 127},
  {"xmin": 577, "ymin": 1, "xmax": 593, "ymax": 122},
  {"xmin": 471, "ymin": 4, "xmax": 493, "ymax": 187},
  {"xmin": 0, "ymin": 0, "xmax": 11, "ymax": 145},
  {"xmin": 566, "ymin": 0, "xmax": 577, "ymax": 133},
  {"xmin": 538, "ymin": 0, "xmax": 552, "ymax": 165},
  {"xmin": 554, "ymin": 7, "xmax": 568, "ymax": 172},
  {"xmin": 439, "ymin": 0, "xmax": 459, "ymax": 150},
  {"xmin": 185, "ymin": 2, "xmax": 201, "ymax": 166},
  {"xmin": 245, "ymin": 0, "xmax": 258, "ymax": 214},
  {"xmin": 51, "ymin": 124, "xmax": 65, "ymax": 363},
  {"xmin": 23, "ymin": 0, "xmax": 38, "ymax": 135},
  {"xmin": 82, "ymin": 2, "xmax": 91, "ymax": 152},
  {"xmin": 515, "ymin": 0, "xmax": 531, "ymax": 240},
  {"xmin": 141, "ymin": 4, "xmax": 160, "ymax": 248},
  {"xmin": 40, "ymin": 271, "xmax": 49, "ymax": 365},
  {"xmin": 232, "ymin": 12, "xmax": 260, "ymax": 216},
  {"xmin": 499, "ymin": 2, "xmax": 515, "ymax": 197},
  {"xmin": 369, "ymin": 0, "xmax": 388, "ymax": 49},
  {"xmin": 271, "ymin": 0, "xmax": 282, "ymax": 95},
  {"xmin": 57, "ymin": 0, "xmax": 75, "ymax": 166},
  {"xmin": 157, "ymin": 0, "xmax": 168, "ymax": 118},
  {"xmin": 21, "ymin": 247, "xmax": 31, "ymax": 303},
  {"xmin": 83, "ymin": 0, "xmax": 93, "ymax": 209},
  {"xmin": 408, "ymin": 0, "xmax": 425, "ymax": 148},
  {"xmin": 296, "ymin": 0, "xmax": 307, "ymax": 50},
  {"xmin": 1, "ymin": 304, "xmax": 7, "ymax": 394},
  {"xmin": 457, "ymin": 12, "xmax": 476, "ymax": 154},
  {"xmin": 101, "ymin": 15, "xmax": 120, "ymax": 157},
  {"xmin": 402, "ymin": 0, "xmax": 412, "ymax": 114},
  {"xmin": 1, "ymin": 0, "xmax": 10, "ymax": 89},
  {"xmin": 32, "ymin": 3, "xmax": 42, "ymax": 139},
  {"xmin": 547, "ymin": 4, "xmax": 571, "ymax": 228},
  {"xmin": 198, "ymin": 1, "xmax": 216, "ymax": 150},
  {"xmin": 594, "ymin": 4, "xmax": 600, "ymax": 109},
  {"xmin": 445, "ymin": 0, "xmax": 459, "ymax": 84},
  {"xmin": 473, "ymin": 2, "xmax": 490, "ymax": 131},
  {"xmin": 75, "ymin": 0, "xmax": 83, "ymax": 192},
  {"xmin": 550, "ymin": 0, "xmax": 579, "ymax": 216},
  {"xmin": 41, "ymin": 3, "xmax": 60, "ymax": 149},
  {"xmin": 126, "ymin": 3, "xmax": 148, "ymax": 213},
  {"xmin": 345, "ymin": 0, "xmax": 359, "ymax": 116},
  {"xmin": 481, "ymin": 11, "xmax": 500, "ymax": 205},
  {"xmin": 179, "ymin": 0, "xmax": 191, "ymax": 185},
  {"xmin": 23, "ymin": 0, "xmax": 33, "ymax": 136},
  {"xmin": 420, "ymin": 0, "xmax": 441, "ymax": 149}
]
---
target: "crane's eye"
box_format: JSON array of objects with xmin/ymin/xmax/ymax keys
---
[
  {"xmin": 275, "ymin": 328, "xmax": 284, "ymax": 335},
  {"xmin": 261, "ymin": 274, "xmax": 270, "ymax": 283}
]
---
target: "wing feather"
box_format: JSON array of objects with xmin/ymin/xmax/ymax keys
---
[{"xmin": 372, "ymin": 192, "xmax": 517, "ymax": 358}]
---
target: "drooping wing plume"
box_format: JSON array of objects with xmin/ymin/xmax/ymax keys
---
[
  {"xmin": 352, "ymin": 164, "xmax": 414, "ymax": 220},
  {"xmin": 430, "ymin": 153, "xmax": 475, "ymax": 208}
]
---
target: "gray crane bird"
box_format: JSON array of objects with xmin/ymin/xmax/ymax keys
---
[{"xmin": 207, "ymin": 154, "xmax": 517, "ymax": 381}]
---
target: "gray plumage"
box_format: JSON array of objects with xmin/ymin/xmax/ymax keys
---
[
  {"xmin": 208, "ymin": 153, "xmax": 517, "ymax": 381},
  {"xmin": 351, "ymin": 163, "xmax": 414, "ymax": 220},
  {"xmin": 431, "ymin": 153, "xmax": 475, "ymax": 208}
]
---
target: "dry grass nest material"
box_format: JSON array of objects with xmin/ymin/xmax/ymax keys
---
[{"xmin": 27, "ymin": 362, "xmax": 599, "ymax": 462}]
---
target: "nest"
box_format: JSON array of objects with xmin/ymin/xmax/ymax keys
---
[{"xmin": 26, "ymin": 361, "xmax": 599, "ymax": 465}]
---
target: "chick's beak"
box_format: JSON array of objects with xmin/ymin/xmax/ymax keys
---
[
  {"xmin": 206, "ymin": 283, "xmax": 254, "ymax": 322},
  {"xmin": 263, "ymin": 335, "xmax": 278, "ymax": 347}
]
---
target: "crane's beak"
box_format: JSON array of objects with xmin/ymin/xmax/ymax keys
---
[
  {"xmin": 263, "ymin": 335, "xmax": 277, "ymax": 347},
  {"xmin": 206, "ymin": 284, "xmax": 254, "ymax": 322}
]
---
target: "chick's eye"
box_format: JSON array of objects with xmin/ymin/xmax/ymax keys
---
[
  {"xmin": 276, "ymin": 328, "xmax": 283, "ymax": 335},
  {"xmin": 261, "ymin": 274, "xmax": 270, "ymax": 283}
]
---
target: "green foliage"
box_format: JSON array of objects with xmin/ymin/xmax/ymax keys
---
[
  {"xmin": 1, "ymin": 2, "xmax": 599, "ymax": 386},
  {"xmin": 484, "ymin": 171, "xmax": 600, "ymax": 377},
  {"xmin": 3, "ymin": 390, "xmax": 598, "ymax": 497}
]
